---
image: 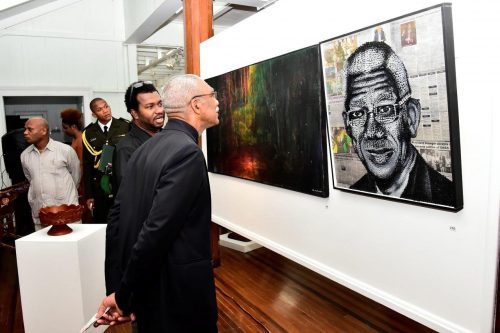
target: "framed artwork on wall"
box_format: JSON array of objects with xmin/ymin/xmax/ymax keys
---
[
  {"xmin": 320, "ymin": 3, "xmax": 463, "ymax": 211},
  {"xmin": 206, "ymin": 45, "xmax": 329, "ymax": 198}
]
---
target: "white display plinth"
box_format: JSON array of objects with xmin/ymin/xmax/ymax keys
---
[{"xmin": 16, "ymin": 224, "xmax": 107, "ymax": 333}]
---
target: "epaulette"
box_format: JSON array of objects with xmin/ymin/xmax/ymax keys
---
[
  {"xmin": 83, "ymin": 121, "xmax": 96, "ymax": 131},
  {"xmin": 118, "ymin": 117, "xmax": 131, "ymax": 123}
]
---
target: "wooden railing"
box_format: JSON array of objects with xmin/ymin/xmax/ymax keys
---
[
  {"xmin": 0, "ymin": 181, "xmax": 29, "ymax": 333},
  {"xmin": 0, "ymin": 181, "xmax": 29, "ymax": 247}
]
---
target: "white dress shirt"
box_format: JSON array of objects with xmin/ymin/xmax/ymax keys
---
[
  {"xmin": 98, "ymin": 118, "xmax": 112, "ymax": 133},
  {"xmin": 20, "ymin": 138, "xmax": 81, "ymax": 225}
]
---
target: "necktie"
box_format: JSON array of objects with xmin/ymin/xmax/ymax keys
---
[{"xmin": 103, "ymin": 125, "xmax": 108, "ymax": 136}]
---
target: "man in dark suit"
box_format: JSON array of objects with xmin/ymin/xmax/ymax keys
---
[
  {"xmin": 112, "ymin": 81, "xmax": 165, "ymax": 195},
  {"xmin": 343, "ymin": 41, "xmax": 454, "ymax": 207},
  {"xmin": 97, "ymin": 74, "xmax": 219, "ymax": 332},
  {"xmin": 82, "ymin": 98, "xmax": 129, "ymax": 223}
]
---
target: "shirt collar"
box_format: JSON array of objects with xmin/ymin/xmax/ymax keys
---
[
  {"xmin": 98, "ymin": 118, "xmax": 112, "ymax": 132},
  {"xmin": 165, "ymin": 119, "xmax": 198, "ymax": 143},
  {"xmin": 130, "ymin": 122, "xmax": 154, "ymax": 139},
  {"xmin": 29, "ymin": 138, "xmax": 55, "ymax": 153},
  {"xmin": 45, "ymin": 138, "xmax": 56, "ymax": 151}
]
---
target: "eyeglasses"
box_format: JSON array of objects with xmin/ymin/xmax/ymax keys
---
[
  {"xmin": 345, "ymin": 102, "xmax": 405, "ymax": 127},
  {"xmin": 190, "ymin": 91, "xmax": 218, "ymax": 101},
  {"xmin": 129, "ymin": 81, "xmax": 153, "ymax": 104}
]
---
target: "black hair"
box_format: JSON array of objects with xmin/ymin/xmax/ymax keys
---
[
  {"xmin": 60, "ymin": 108, "xmax": 83, "ymax": 130},
  {"xmin": 124, "ymin": 81, "xmax": 158, "ymax": 113},
  {"xmin": 89, "ymin": 97, "xmax": 105, "ymax": 112}
]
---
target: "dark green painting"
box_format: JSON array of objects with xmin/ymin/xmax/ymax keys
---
[{"xmin": 206, "ymin": 45, "xmax": 329, "ymax": 197}]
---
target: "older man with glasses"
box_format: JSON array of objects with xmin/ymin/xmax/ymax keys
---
[
  {"xmin": 343, "ymin": 41, "xmax": 454, "ymax": 206},
  {"xmin": 97, "ymin": 74, "xmax": 219, "ymax": 332}
]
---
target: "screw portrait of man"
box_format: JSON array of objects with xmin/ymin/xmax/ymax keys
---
[
  {"xmin": 342, "ymin": 41, "xmax": 454, "ymax": 207},
  {"xmin": 320, "ymin": 5, "xmax": 463, "ymax": 211}
]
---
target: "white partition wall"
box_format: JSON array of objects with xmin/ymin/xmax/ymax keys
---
[{"xmin": 201, "ymin": 1, "xmax": 500, "ymax": 332}]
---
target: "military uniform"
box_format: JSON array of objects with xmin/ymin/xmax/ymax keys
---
[{"xmin": 83, "ymin": 117, "xmax": 129, "ymax": 223}]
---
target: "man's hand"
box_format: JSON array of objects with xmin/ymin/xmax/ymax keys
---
[
  {"xmin": 86, "ymin": 198, "xmax": 94, "ymax": 211},
  {"xmin": 94, "ymin": 293, "xmax": 135, "ymax": 326}
]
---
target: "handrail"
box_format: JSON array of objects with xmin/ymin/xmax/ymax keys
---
[{"xmin": 0, "ymin": 181, "xmax": 30, "ymax": 243}]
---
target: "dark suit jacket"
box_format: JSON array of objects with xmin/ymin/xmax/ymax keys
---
[
  {"xmin": 106, "ymin": 119, "xmax": 217, "ymax": 332},
  {"xmin": 351, "ymin": 151, "xmax": 455, "ymax": 207},
  {"xmin": 82, "ymin": 117, "xmax": 129, "ymax": 222},
  {"xmin": 112, "ymin": 122, "xmax": 152, "ymax": 196}
]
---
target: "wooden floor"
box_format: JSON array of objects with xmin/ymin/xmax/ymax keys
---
[
  {"xmin": 105, "ymin": 246, "xmax": 435, "ymax": 333},
  {"xmin": 0, "ymin": 240, "xmax": 24, "ymax": 333}
]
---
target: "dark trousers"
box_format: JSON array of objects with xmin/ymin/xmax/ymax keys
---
[
  {"xmin": 92, "ymin": 192, "xmax": 114, "ymax": 224},
  {"xmin": 14, "ymin": 193, "xmax": 34, "ymax": 235}
]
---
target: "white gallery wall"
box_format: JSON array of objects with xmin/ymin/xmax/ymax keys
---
[
  {"xmin": 0, "ymin": 0, "xmax": 134, "ymax": 134},
  {"xmin": 201, "ymin": 0, "xmax": 500, "ymax": 332}
]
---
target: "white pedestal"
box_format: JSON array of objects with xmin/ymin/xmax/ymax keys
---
[
  {"xmin": 219, "ymin": 232, "xmax": 262, "ymax": 253},
  {"xmin": 16, "ymin": 224, "xmax": 107, "ymax": 333}
]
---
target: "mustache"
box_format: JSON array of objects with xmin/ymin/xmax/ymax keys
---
[{"xmin": 362, "ymin": 139, "xmax": 392, "ymax": 150}]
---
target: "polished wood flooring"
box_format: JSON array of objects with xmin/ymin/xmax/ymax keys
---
[
  {"xmin": 0, "ymin": 240, "xmax": 24, "ymax": 333},
  {"xmin": 105, "ymin": 246, "xmax": 435, "ymax": 333}
]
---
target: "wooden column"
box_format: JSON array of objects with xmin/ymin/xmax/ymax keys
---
[
  {"xmin": 183, "ymin": 0, "xmax": 220, "ymax": 267},
  {"xmin": 184, "ymin": 0, "xmax": 213, "ymax": 75}
]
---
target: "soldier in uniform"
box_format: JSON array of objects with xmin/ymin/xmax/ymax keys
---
[{"xmin": 83, "ymin": 98, "xmax": 129, "ymax": 223}]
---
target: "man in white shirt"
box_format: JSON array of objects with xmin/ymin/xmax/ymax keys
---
[{"xmin": 21, "ymin": 117, "xmax": 80, "ymax": 229}]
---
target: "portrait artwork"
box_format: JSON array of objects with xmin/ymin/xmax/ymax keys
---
[
  {"xmin": 320, "ymin": 4, "xmax": 463, "ymax": 210},
  {"xmin": 206, "ymin": 45, "xmax": 329, "ymax": 198}
]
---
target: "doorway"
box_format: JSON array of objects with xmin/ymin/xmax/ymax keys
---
[{"xmin": 3, "ymin": 96, "xmax": 83, "ymax": 144}]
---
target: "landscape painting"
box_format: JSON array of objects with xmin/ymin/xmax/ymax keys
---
[{"xmin": 206, "ymin": 45, "xmax": 329, "ymax": 198}]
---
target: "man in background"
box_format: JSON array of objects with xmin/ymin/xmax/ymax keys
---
[
  {"xmin": 342, "ymin": 41, "xmax": 454, "ymax": 206},
  {"xmin": 2, "ymin": 127, "xmax": 34, "ymax": 235},
  {"xmin": 61, "ymin": 108, "xmax": 92, "ymax": 224},
  {"xmin": 82, "ymin": 98, "xmax": 129, "ymax": 223},
  {"xmin": 112, "ymin": 81, "xmax": 165, "ymax": 195},
  {"xmin": 97, "ymin": 74, "xmax": 219, "ymax": 332},
  {"xmin": 21, "ymin": 117, "xmax": 80, "ymax": 229}
]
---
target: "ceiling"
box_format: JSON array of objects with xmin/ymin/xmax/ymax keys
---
[
  {"xmin": 0, "ymin": 0, "xmax": 30, "ymax": 12},
  {"xmin": 0, "ymin": 0, "xmax": 278, "ymax": 89},
  {"xmin": 137, "ymin": 45, "xmax": 185, "ymax": 87},
  {"xmin": 137, "ymin": 0, "xmax": 278, "ymax": 88}
]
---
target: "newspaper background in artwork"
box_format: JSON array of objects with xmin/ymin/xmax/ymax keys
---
[{"xmin": 321, "ymin": 6, "xmax": 453, "ymax": 190}]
